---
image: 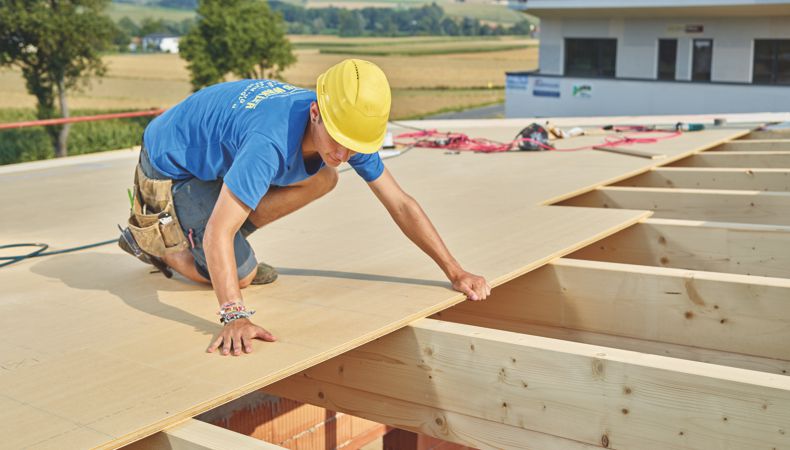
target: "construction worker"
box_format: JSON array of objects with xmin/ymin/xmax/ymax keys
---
[{"xmin": 121, "ymin": 59, "xmax": 491, "ymax": 356}]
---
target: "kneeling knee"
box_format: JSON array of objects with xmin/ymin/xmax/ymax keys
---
[{"xmin": 239, "ymin": 269, "xmax": 255, "ymax": 289}]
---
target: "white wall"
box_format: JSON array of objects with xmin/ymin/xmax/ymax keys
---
[
  {"xmin": 536, "ymin": 16, "xmax": 790, "ymax": 81},
  {"xmin": 505, "ymin": 74, "xmax": 790, "ymax": 117}
]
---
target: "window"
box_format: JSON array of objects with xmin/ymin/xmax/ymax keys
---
[
  {"xmin": 692, "ymin": 39, "xmax": 713, "ymax": 81},
  {"xmin": 564, "ymin": 38, "xmax": 617, "ymax": 78},
  {"xmin": 657, "ymin": 39, "xmax": 677, "ymax": 80},
  {"xmin": 753, "ymin": 40, "xmax": 790, "ymax": 85}
]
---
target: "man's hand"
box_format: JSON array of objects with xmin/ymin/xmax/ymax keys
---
[
  {"xmin": 207, "ymin": 318, "xmax": 277, "ymax": 356},
  {"xmin": 451, "ymin": 270, "xmax": 491, "ymax": 301}
]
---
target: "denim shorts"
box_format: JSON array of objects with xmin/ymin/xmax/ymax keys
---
[{"xmin": 139, "ymin": 147, "xmax": 259, "ymax": 280}]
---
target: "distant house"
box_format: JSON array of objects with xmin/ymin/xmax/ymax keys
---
[
  {"xmin": 505, "ymin": 0, "xmax": 790, "ymax": 117},
  {"xmin": 142, "ymin": 33, "xmax": 181, "ymax": 53}
]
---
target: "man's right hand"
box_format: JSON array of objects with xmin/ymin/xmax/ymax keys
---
[{"xmin": 207, "ymin": 318, "xmax": 277, "ymax": 356}]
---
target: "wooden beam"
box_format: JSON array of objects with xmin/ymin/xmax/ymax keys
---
[
  {"xmin": 741, "ymin": 131, "xmax": 790, "ymax": 140},
  {"xmin": 567, "ymin": 218, "xmax": 790, "ymax": 278},
  {"xmin": 268, "ymin": 319, "xmax": 790, "ymax": 450},
  {"xmin": 440, "ymin": 258, "xmax": 790, "ymax": 360},
  {"xmin": 671, "ymin": 151, "xmax": 790, "ymax": 168},
  {"xmin": 712, "ymin": 139, "xmax": 790, "ymax": 152},
  {"xmin": 267, "ymin": 375, "xmax": 598, "ymax": 450},
  {"xmin": 559, "ymin": 186, "xmax": 790, "ymax": 225},
  {"xmin": 431, "ymin": 312, "xmax": 790, "ymax": 376},
  {"xmin": 124, "ymin": 419, "xmax": 284, "ymax": 450},
  {"xmin": 615, "ymin": 167, "xmax": 790, "ymax": 191}
]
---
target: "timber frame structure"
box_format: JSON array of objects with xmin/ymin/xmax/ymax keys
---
[{"xmin": 2, "ymin": 115, "xmax": 789, "ymax": 450}]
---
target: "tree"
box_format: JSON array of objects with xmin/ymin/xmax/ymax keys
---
[
  {"xmin": 0, "ymin": 0, "xmax": 115, "ymax": 157},
  {"xmin": 180, "ymin": 0, "xmax": 296, "ymax": 90},
  {"xmin": 338, "ymin": 10, "xmax": 363, "ymax": 37}
]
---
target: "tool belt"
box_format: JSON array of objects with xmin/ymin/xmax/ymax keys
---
[{"xmin": 126, "ymin": 163, "xmax": 189, "ymax": 258}]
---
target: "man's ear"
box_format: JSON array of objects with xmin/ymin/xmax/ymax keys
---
[{"xmin": 310, "ymin": 101, "xmax": 321, "ymax": 124}]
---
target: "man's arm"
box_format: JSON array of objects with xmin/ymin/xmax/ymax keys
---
[
  {"xmin": 205, "ymin": 184, "xmax": 276, "ymax": 356},
  {"xmin": 368, "ymin": 168, "xmax": 491, "ymax": 301}
]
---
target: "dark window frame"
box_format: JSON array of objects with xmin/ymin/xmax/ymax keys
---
[
  {"xmin": 564, "ymin": 38, "xmax": 618, "ymax": 78},
  {"xmin": 753, "ymin": 39, "xmax": 790, "ymax": 85},
  {"xmin": 692, "ymin": 38, "xmax": 713, "ymax": 82},
  {"xmin": 657, "ymin": 39, "xmax": 678, "ymax": 81}
]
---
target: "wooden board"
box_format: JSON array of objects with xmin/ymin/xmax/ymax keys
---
[
  {"xmin": 712, "ymin": 139, "xmax": 790, "ymax": 152},
  {"xmin": 125, "ymin": 419, "xmax": 285, "ymax": 450},
  {"xmin": 268, "ymin": 319, "xmax": 790, "ymax": 450},
  {"xmin": 268, "ymin": 367, "xmax": 599, "ymax": 450},
  {"xmin": 568, "ymin": 218, "xmax": 790, "ymax": 278},
  {"xmin": 559, "ymin": 186, "xmax": 790, "ymax": 225},
  {"xmin": 431, "ymin": 314, "xmax": 790, "ymax": 376},
  {"xmin": 438, "ymin": 258, "xmax": 790, "ymax": 360},
  {"xmin": 670, "ymin": 151, "xmax": 790, "ymax": 168},
  {"xmin": 615, "ymin": 167, "xmax": 790, "ymax": 191},
  {"xmin": 742, "ymin": 130, "xmax": 790, "ymax": 140}
]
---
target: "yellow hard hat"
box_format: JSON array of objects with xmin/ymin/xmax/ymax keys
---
[{"xmin": 316, "ymin": 59, "xmax": 391, "ymax": 154}]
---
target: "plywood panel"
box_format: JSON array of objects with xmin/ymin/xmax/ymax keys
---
[
  {"xmin": 12, "ymin": 126, "xmax": 754, "ymax": 448},
  {"xmin": 615, "ymin": 167, "xmax": 790, "ymax": 191}
]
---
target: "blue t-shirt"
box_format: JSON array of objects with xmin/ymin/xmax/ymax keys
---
[{"xmin": 143, "ymin": 80, "xmax": 384, "ymax": 209}]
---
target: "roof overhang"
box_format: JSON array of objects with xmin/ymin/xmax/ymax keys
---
[{"xmin": 509, "ymin": 0, "xmax": 790, "ymax": 17}]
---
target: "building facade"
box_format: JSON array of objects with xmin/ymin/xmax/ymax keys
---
[
  {"xmin": 142, "ymin": 33, "xmax": 181, "ymax": 53},
  {"xmin": 506, "ymin": 1, "xmax": 790, "ymax": 117}
]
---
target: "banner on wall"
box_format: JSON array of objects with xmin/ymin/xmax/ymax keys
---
[
  {"xmin": 532, "ymin": 77, "xmax": 561, "ymax": 98},
  {"xmin": 506, "ymin": 74, "xmax": 530, "ymax": 90}
]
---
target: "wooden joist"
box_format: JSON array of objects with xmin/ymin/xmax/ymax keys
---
[
  {"xmin": 616, "ymin": 167, "xmax": 790, "ymax": 191},
  {"xmin": 438, "ymin": 258, "xmax": 790, "ymax": 360},
  {"xmin": 432, "ymin": 314, "xmax": 790, "ymax": 376},
  {"xmin": 741, "ymin": 131, "xmax": 790, "ymax": 140},
  {"xmin": 558, "ymin": 186, "xmax": 790, "ymax": 225},
  {"xmin": 671, "ymin": 151, "xmax": 790, "ymax": 168},
  {"xmin": 712, "ymin": 139, "xmax": 790, "ymax": 152},
  {"xmin": 267, "ymin": 319, "xmax": 790, "ymax": 450},
  {"xmin": 567, "ymin": 218, "xmax": 790, "ymax": 278},
  {"xmin": 124, "ymin": 419, "xmax": 284, "ymax": 450},
  {"xmin": 267, "ymin": 375, "xmax": 595, "ymax": 450}
]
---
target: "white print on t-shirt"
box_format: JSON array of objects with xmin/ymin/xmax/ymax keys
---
[{"xmin": 232, "ymin": 80, "xmax": 306, "ymax": 110}]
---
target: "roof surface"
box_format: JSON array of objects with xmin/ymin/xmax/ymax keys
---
[{"xmin": 0, "ymin": 118, "xmax": 753, "ymax": 448}]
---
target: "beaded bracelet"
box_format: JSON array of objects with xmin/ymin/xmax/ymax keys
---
[{"xmin": 218, "ymin": 301, "xmax": 256, "ymax": 325}]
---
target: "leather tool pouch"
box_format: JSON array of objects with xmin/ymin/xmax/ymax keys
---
[{"xmin": 127, "ymin": 164, "xmax": 189, "ymax": 258}]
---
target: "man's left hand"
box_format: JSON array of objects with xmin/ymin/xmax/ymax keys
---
[{"xmin": 451, "ymin": 271, "xmax": 491, "ymax": 301}]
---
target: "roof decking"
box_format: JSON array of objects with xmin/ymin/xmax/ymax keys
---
[{"xmin": 1, "ymin": 118, "xmax": 788, "ymax": 449}]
